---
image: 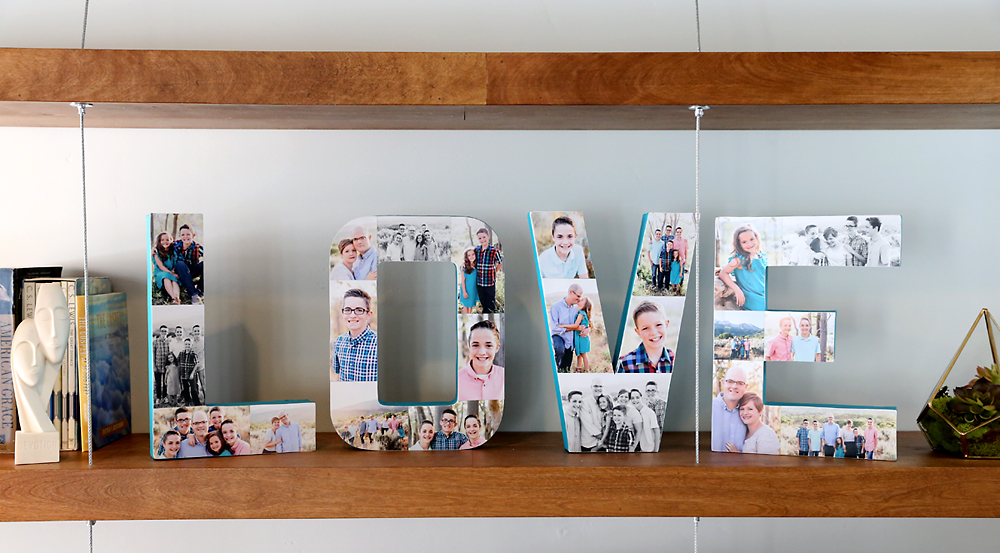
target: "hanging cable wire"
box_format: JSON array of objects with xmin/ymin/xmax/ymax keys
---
[
  {"xmin": 690, "ymin": 103, "xmax": 708, "ymax": 553},
  {"xmin": 71, "ymin": 102, "xmax": 94, "ymax": 470},
  {"xmin": 81, "ymin": 0, "xmax": 91, "ymax": 48},
  {"xmin": 694, "ymin": 0, "xmax": 702, "ymax": 53}
]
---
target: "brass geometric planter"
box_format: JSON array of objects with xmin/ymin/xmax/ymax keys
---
[{"xmin": 917, "ymin": 308, "xmax": 1000, "ymax": 458}]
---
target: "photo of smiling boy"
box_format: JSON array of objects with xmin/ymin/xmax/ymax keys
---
[
  {"xmin": 791, "ymin": 316, "xmax": 822, "ymax": 362},
  {"xmin": 618, "ymin": 301, "xmax": 674, "ymax": 373},
  {"xmin": 533, "ymin": 213, "xmax": 593, "ymax": 279},
  {"xmin": 332, "ymin": 288, "xmax": 378, "ymax": 381}
]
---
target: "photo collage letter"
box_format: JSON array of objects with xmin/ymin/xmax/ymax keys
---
[
  {"xmin": 147, "ymin": 214, "xmax": 316, "ymax": 460},
  {"xmin": 330, "ymin": 216, "xmax": 505, "ymax": 451},
  {"xmin": 711, "ymin": 215, "xmax": 901, "ymax": 461},
  {"xmin": 530, "ymin": 212, "xmax": 696, "ymax": 453}
]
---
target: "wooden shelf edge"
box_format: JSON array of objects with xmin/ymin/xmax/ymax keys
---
[
  {"xmin": 0, "ymin": 432, "xmax": 998, "ymax": 521},
  {"xmin": 4, "ymin": 102, "xmax": 1000, "ymax": 130}
]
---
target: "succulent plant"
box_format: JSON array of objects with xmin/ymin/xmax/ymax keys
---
[
  {"xmin": 974, "ymin": 364, "xmax": 1000, "ymax": 386},
  {"xmin": 948, "ymin": 377, "xmax": 1000, "ymax": 423}
]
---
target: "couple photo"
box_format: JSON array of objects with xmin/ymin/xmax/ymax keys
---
[
  {"xmin": 150, "ymin": 213, "xmax": 204, "ymax": 306},
  {"xmin": 531, "ymin": 211, "xmax": 596, "ymax": 280},
  {"xmin": 453, "ymin": 218, "xmax": 504, "ymax": 314},
  {"xmin": 781, "ymin": 215, "xmax": 901, "ymax": 268},
  {"xmin": 544, "ymin": 279, "xmax": 612, "ymax": 373},
  {"xmin": 634, "ymin": 213, "xmax": 696, "ymax": 297},
  {"xmin": 151, "ymin": 308, "xmax": 206, "ymax": 408},
  {"xmin": 378, "ymin": 217, "xmax": 452, "ymax": 263},
  {"xmin": 559, "ymin": 374, "xmax": 671, "ymax": 453},
  {"xmin": 330, "ymin": 216, "xmax": 378, "ymax": 281}
]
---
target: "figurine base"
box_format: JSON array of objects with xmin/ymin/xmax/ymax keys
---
[{"xmin": 14, "ymin": 431, "xmax": 60, "ymax": 465}]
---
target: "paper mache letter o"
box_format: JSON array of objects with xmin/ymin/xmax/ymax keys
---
[{"xmin": 330, "ymin": 216, "xmax": 505, "ymax": 451}]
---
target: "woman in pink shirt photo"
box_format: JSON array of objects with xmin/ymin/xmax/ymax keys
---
[
  {"xmin": 765, "ymin": 316, "xmax": 795, "ymax": 361},
  {"xmin": 457, "ymin": 319, "xmax": 504, "ymax": 401}
]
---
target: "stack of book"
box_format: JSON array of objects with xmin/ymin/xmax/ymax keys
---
[{"xmin": 0, "ymin": 268, "xmax": 132, "ymax": 453}]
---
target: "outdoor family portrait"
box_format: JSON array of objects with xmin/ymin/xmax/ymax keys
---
[
  {"xmin": 780, "ymin": 215, "xmax": 901, "ymax": 268},
  {"xmin": 633, "ymin": 213, "xmax": 696, "ymax": 297},
  {"xmin": 773, "ymin": 406, "xmax": 897, "ymax": 461},
  {"xmin": 334, "ymin": 409, "xmax": 410, "ymax": 451},
  {"xmin": 151, "ymin": 305, "xmax": 206, "ymax": 408},
  {"xmin": 150, "ymin": 213, "xmax": 205, "ymax": 306},
  {"xmin": 457, "ymin": 314, "xmax": 505, "ymax": 401},
  {"xmin": 714, "ymin": 310, "xmax": 764, "ymax": 362},
  {"xmin": 617, "ymin": 297, "xmax": 684, "ymax": 374},
  {"xmin": 330, "ymin": 216, "xmax": 378, "ymax": 281},
  {"xmin": 531, "ymin": 211, "xmax": 596, "ymax": 279},
  {"xmin": 543, "ymin": 279, "xmax": 612, "ymax": 373},
  {"xmin": 558, "ymin": 373, "xmax": 671, "ymax": 452},
  {"xmin": 452, "ymin": 217, "xmax": 504, "ymax": 314},
  {"xmin": 377, "ymin": 216, "xmax": 452, "ymax": 263},
  {"xmin": 329, "ymin": 280, "xmax": 378, "ymax": 382},
  {"xmin": 153, "ymin": 404, "xmax": 251, "ymax": 459},
  {"xmin": 763, "ymin": 311, "xmax": 835, "ymax": 362}
]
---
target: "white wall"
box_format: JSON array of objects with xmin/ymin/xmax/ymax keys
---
[
  {"xmin": 1, "ymin": 127, "xmax": 997, "ymax": 434},
  {"xmin": 3, "ymin": 1, "xmax": 999, "ymax": 551}
]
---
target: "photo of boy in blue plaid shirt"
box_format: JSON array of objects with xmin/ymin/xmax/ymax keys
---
[{"xmin": 332, "ymin": 288, "xmax": 378, "ymax": 382}]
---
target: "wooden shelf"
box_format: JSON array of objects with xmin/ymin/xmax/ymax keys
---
[
  {"xmin": 0, "ymin": 432, "xmax": 996, "ymax": 521},
  {"xmin": 1, "ymin": 49, "xmax": 999, "ymax": 129}
]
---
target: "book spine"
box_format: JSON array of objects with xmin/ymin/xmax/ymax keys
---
[
  {"xmin": 0, "ymin": 278, "xmax": 14, "ymax": 453},
  {"xmin": 22, "ymin": 281, "xmax": 35, "ymax": 321},
  {"xmin": 66, "ymin": 280, "xmax": 78, "ymax": 451},
  {"xmin": 58, "ymin": 282, "xmax": 67, "ymax": 450},
  {"xmin": 77, "ymin": 295, "xmax": 90, "ymax": 453}
]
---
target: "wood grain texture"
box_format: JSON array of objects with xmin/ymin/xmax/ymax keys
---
[
  {"xmin": 4, "ymin": 101, "xmax": 1000, "ymax": 130},
  {"xmin": 0, "ymin": 432, "xmax": 997, "ymax": 521},
  {"xmin": 0, "ymin": 49, "xmax": 486, "ymax": 105},
  {"xmin": 486, "ymin": 52, "xmax": 1000, "ymax": 106}
]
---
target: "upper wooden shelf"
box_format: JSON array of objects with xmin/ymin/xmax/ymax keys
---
[
  {"xmin": 1, "ymin": 49, "xmax": 999, "ymax": 129},
  {"xmin": 1, "ymin": 432, "xmax": 997, "ymax": 521}
]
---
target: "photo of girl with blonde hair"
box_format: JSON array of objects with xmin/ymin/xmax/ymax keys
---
[{"xmin": 718, "ymin": 223, "xmax": 768, "ymax": 311}]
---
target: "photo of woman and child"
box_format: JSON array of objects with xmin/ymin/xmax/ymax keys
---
[
  {"xmin": 543, "ymin": 279, "xmax": 612, "ymax": 373},
  {"xmin": 558, "ymin": 374, "xmax": 671, "ymax": 453},
  {"xmin": 763, "ymin": 312, "xmax": 836, "ymax": 362},
  {"xmin": 149, "ymin": 213, "xmax": 205, "ymax": 306},
  {"xmin": 634, "ymin": 213, "xmax": 696, "ymax": 297}
]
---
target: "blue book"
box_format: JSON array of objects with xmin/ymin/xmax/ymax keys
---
[
  {"xmin": 80, "ymin": 292, "xmax": 132, "ymax": 450},
  {"xmin": 0, "ymin": 268, "xmax": 13, "ymax": 452}
]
